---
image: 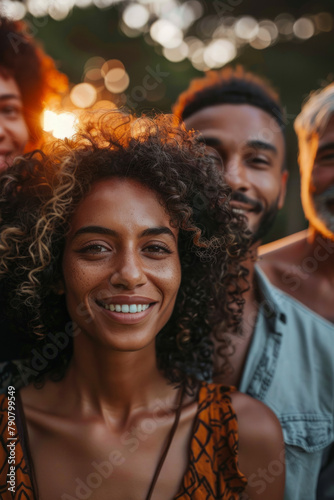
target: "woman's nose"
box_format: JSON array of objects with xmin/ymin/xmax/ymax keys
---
[{"xmin": 109, "ymin": 250, "xmax": 147, "ymax": 289}]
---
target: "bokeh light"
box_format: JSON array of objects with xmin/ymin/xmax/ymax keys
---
[
  {"xmin": 235, "ymin": 16, "xmax": 259, "ymax": 40},
  {"xmin": 26, "ymin": 0, "xmax": 48, "ymax": 17},
  {"xmin": 163, "ymin": 42, "xmax": 188, "ymax": 62},
  {"xmin": 74, "ymin": 0, "xmax": 92, "ymax": 7},
  {"xmin": 48, "ymin": 0, "xmax": 74, "ymax": 21},
  {"xmin": 122, "ymin": 3, "xmax": 150, "ymax": 30},
  {"xmin": 150, "ymin": 19, "xmax": 183, "ymax": 48},
  {"xmin": 85, "ymin": 56, "xmax": 105, "ymax": 72},
  {"xmin": 70, "ymin": 83, "xmax": 97, "ymax": 108},
  {"xmin": 275, "ymin": 14, "xmax": 295, "ymax": 36},
  {"xmin": 250, "ymin": 27, "xmax": 272, "ymax": 49},
  {"xmin": 101, "ymin": 59, "xmax": 125, "ymax": 77},
  {"xmin": 293, "ymin": 18, "xmax": 315, "ymax": 40},
  {"xmin": 85, "ymin": 68, "xmax": 103, "ymax": 82},
  {"xmin": 185, "ymin": 37, "xmax": 204, "ymax": 57},
  {"xmin": 92, "ymin": 100, "xmax": 117, "ymax": 110},
  {"xmin": 189, "ymin": 46, "xmax": 207, "ymax": 71},
  {"xmin": 104, "ymin": 68, "xmax": 130, "ymax": 93},
  {"xmin": 315, "ymin": 12, "xmax": 333, "ymax": 32},
  {"xmin": 204, "ymin": 39, "xmax": 237, "ymax": 67},
  {"xmin": 2, "ymin": 0, "xmax": 27, "ymax": 20},
  {"xmin": 259, "ymin": 20, "xmax": 278, "ymax": 41}
]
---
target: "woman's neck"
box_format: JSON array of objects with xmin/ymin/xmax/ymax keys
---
[{"xmin": 60, "ymin": 335, "xmax": 175, "ymax": 423}]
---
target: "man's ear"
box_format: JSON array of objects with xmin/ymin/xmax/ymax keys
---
[{"xmin": 278, "ymin": 170, "xmax": 289, "ymax": 210}]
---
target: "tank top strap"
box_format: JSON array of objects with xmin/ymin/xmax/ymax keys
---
[
  {"xmin": 0, "ymin": 392, "xmax": 36, "ymax": 499},
  {"xmin": 195, "ymin": 382, "xmax": 247, "ymax": 496}
]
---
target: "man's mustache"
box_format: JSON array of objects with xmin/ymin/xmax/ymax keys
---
[{"xmin": 231, "ymin": 191, "xmax": 264, "ymax": 214}]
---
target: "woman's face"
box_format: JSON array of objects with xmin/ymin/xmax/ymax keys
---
[
  {"xmin": 61, "ymin": 177, "xmax": 181, "ymax": 351},
  {"xmin": 0, "ymin": 73, "xmax": 29, "ymax": 171}
]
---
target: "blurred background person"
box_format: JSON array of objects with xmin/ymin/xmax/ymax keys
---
[
  {"xmin": 0, "ymin": 15, "xmax": 68, "ymax": 377},
  {"xmin": 260, "ymin": 83, "xmax": 334, "ymax": 322},
  {"xmin": 0, "ymin": 15, "xmax": 67, "ymax": 171},
  {"xmin": 259, "ymin": 83, "xmax": 334, "ymax": 500}
]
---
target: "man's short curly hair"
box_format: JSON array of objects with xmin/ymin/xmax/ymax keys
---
[
  {"xmin": 0, "ymin": 111, "xmax": 249, "ymax": 387},
  {"xmin": 0, "ymin": 16, "xmax": 68, "ymax": 150},
  {"xmin": 173, "ymin": 65, "xmax": 286, "ymax": 131}
]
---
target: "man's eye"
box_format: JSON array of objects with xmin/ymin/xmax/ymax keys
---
[
  {"xmin": 205, "ymin": 147, "xmax": 223, "ymax": 165},
  {"xmin": 249, "ymin": 156, "xmax": 270, "ymax": 166}
]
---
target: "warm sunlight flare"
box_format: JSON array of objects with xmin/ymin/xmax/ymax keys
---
[{"xmin": 43, "ymin": 110, "xmax": 78, "ymax": 139}]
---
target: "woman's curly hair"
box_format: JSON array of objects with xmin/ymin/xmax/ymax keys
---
[{"xmin": 0, "ymin": 110, "xmax": 250, "ymax": 388}]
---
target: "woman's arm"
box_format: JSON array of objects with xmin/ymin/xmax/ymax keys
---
[{"xmin": 231, "ymin": 391, "xmax": 285, "ymax": 500}]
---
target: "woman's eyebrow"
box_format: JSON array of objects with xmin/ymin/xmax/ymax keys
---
[
  {"xmin": 72, "ymin": 225, "xmax": 176, "ymax": 242},
  {"xmin": 0, "ymin": 94, "xmax": 21, "ymax": 101},
  {"xmin": 140, "ymin": 227, "xmax": 176, "ymax": 242},
  {"xmin": 73, "ymin": 226, "xmax": 117, "ymax": 238}
]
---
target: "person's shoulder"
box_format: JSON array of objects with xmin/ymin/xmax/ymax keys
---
[
  {"xmin": 259, "ymin": 229, "xmax": 309, "ymax": 261},
  {"xmin": 258, "ymin": 230, "xmax": 308, "ymax": 278},
  {"xmin": 231, "ymin": 391, "xmax": 283, "ymax": 451},
  {"xmin": 230, "ymin": 392, "xmax": 285, "ymax": 500},
  {"xmin": 257, "ymin": 230, "xmax": 311, "ymax": 292}
]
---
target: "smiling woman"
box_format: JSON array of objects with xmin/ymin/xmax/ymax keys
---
[{"xmin": 0, "ymin": 111, "xmax": 284, "ymax": 500}]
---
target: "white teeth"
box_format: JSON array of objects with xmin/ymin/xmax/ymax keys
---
[
  {"xmin": 232, "ymin": 208, "xmax": 246, "ymax": 214},
  {"xmin": 103, "ymin": 303, "xmax": 150, "ymax": 313}
]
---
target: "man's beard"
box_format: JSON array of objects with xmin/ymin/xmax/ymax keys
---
[
  {"xmin": 231, "ymin": 191, "xmax": 280, "ymax": 244},
  {"xmin": 251, "ymin": 201, "xmax": 280, "ymax": 244},
  {"xmin": 312, "ymin": 185, "xmax": 334, "ymax": 235}
]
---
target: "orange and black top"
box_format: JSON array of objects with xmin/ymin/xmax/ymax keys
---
[{"xmin": 0, "ymin": 383, "xmax": 247, "ymax": 499}]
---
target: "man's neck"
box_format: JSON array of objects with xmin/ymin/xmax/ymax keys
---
[{"xmin": 213, "ymin": 245, "xmax": 260, "ymax": 387}]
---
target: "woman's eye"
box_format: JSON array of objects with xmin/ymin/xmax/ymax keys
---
[
  {"xmin": 78, "ymin": 244, "xmax": 110, "ymax": 254},
  {"xmin": 1, "ymin": 105, "xmax": 21, "ymax": 118},
  {"xmin": 143, "ymin": 244, "xmax": 172, "ymax": 255}
]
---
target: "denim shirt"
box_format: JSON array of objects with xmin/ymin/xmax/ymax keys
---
[{"xmin": 239, "ymin": 265, "xmax": 334, "ymax": 500}]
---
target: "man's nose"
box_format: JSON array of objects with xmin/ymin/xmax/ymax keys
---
[
  {"xmin": 109, "ymin": 250, "xmax": 147, "ymax": 289},
  {"xmin": 224, "ymin": 156, "xmax": 250, "ymax": 192}
]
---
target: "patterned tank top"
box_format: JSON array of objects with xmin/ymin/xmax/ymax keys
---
[{"xmin": 0, "ymin": 383, "xmax": 247, "ymax": 499}]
